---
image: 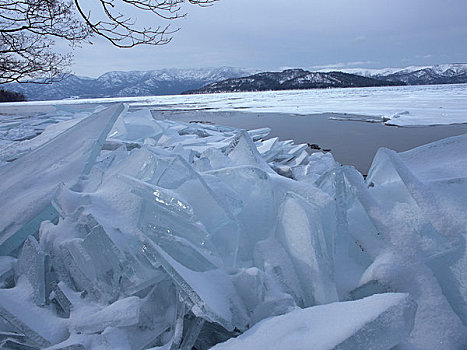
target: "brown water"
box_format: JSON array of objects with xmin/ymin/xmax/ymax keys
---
[{"xmin": 153, "ymin": 110, "xmax": 467, "ymax": 174}]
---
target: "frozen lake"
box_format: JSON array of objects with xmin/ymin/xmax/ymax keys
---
[
  {"xmin": 2, "ymin": 83, "xmax": 467, "ymax": 126},
  {"xmin": 2, "ymin": 83, "xmax": 467, "ymax": 173}
]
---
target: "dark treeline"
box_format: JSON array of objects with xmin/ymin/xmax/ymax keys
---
[{"xmin": 0, "ymin": 89, "xmax": 27, "ymax": 102}]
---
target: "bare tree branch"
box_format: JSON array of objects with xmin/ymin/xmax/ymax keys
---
[{"xmin": 0, "ymin": 0, "xmax": 218, "ymax": 84}]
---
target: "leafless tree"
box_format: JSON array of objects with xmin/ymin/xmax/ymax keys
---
[{"xmin": 0, "ymin": 0, "xmax": 217, "ymax": 84}]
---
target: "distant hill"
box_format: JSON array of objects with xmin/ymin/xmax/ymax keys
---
[
  {"xmin": 5, "ymin": 67, "xmax": 255, "ymax": 101},
  {"xmin": 183, "ymin": 69, "xmax": 400, "ymax": 94},
  {"xmin": 321, "ymin": 63, "xmax": 467, "ymax": 86},
  {"xmin": 372, "ymin": 64, "xmax": 467, "ymax": 85},
  {"xmin": 6, "ymin": 64, "xmax": 467, "ymax": 100}
]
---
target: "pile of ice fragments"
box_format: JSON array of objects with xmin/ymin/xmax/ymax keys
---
[{"xmin": 0, "ymin": 103, "xmax": 466, "ymax": 349}]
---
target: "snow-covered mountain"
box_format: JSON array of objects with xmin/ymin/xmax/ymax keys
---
[
  {"xmin": 320, "ymin": 63, "xmax": 467, "ymax": 86},
  {"xmin": 183, "ymin": 69, "xmax": 399, "ymax": 94},
  {"xmin": 5, "ymin": 67, "xmax": 255, "ymax": 101},
  {"xmin": 185, "ymin": 64, "xmax": 467, "ymax": 95},
  {"xmin": 6, "ymin": 64, "xmax": 466, "ymax": 100}
]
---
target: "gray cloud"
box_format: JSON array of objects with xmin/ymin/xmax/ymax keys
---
[{"xmin": 71, "ymin": 0, "xmax": 467, "ymax": 77}]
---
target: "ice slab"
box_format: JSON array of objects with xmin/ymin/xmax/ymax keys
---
[
  {"xmin": 0, "ymin": 281, "xmax": 68, "ymax": 347},
  {"xmin": 133, "ymin": 155, "xmax": 242, "ymax": 267},
  {"xmin": 0, "ymin": 104, "xmax": 125, "ymax": 255},
  {"xmin": 363, "ymin": 143, "xmax": 467, "ymax": 337},
  {"xmin": 0, "ymin": 256, "xmax": 16, "ymax": 288},
  {"xmin": 110, "ymin": 109, "xmax": 163, "ymax": 142},
  {"xmin": 207, "ymin": 166, "xmax": 275, "ymax": 264},
  {"xmin": 139, "ymin": 237, "xmax": 249, "ymax": 331},
  {"xmin": 15, "ymin": 237, "xmax": 46, "ymax": 306},
  {"xmin": 276, "ymin": 192, "xmax": 338, "ymax": 306},
  {"xmin": 0, "ymin": 116, "xmax": 86, "ymax": 162},
  {"xmin": 70, "ymin": 296, "xmax": 142, "ymax": 333},
  {"xmin": 211, "ymin": 293, "xmax": 416, "ymax": 350},
  {"xmin": 224, "ymin": 130, "xmax": 273, "ymax": 173}
]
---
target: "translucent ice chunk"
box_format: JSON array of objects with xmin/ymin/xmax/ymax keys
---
[
  {"xmin": 367, "ymin": 148, "xmax": 459, "ymax": 238},
  {"xmin": 0, "ymin": 256, "xmax": 15, "ymax": 288},
  {"xmin": 50, "ymin": 283, "xmax": 73, "ymax": 318},
  {"xmin": 208, "ymin": 166, "xmax": 275, "ymax": 264},
  {"xmin": 70, "ymin": 296, "xmax": 142, "ymax": 333},
  {"xmin": 194, "ymin": 148, "xmax": 231, "ymax": 172},
  {"xmin": 152, "ymin": 155, "xmax": 196, "ymax": 189},
  {"xmin": 211, "ymin": 293, "xmax": 417, "ymax": 350},
  {"xmin": 0, "ymin": 338, "xmax": 39, "ymax": 349},
  {"xmin": 124, "ymin": 279, "xmax": 177, "ymax": 349},
  {"xmin": 364, "ymin": 148, "xmax": 467, "ymax": 326},
  {"xmin": 144, "ymin": 227, "xmax": 218, "ymax": 273},
  {"xmin": 224, "ymin": 130, "xmax": 273, "ymax": 173},
  {"xmin": 315, "ymin": 167, "xmax": 376, "ymax": 297},
  {"xmin": 349, "ymin": 280, "xmax": 392, "ymax": 300},
  {"xmin": 258, "ymin": 138, "xmax": 285, "ymax": 163},
  {"xmin": 15, "ymin": 237, "xmax": 46, "ymax": 306},
  {"xmin": 139, "ymin": 237, "xmax": 249, "ymax": 331},
  {"xmin": 0, "ymin": 203, "xmax": 60, "ymax": 257},
  {"xmin": 284, "ymin": 149, "xmax": 308, "ymax": 168},
  {"xmin": 107, "ymin": 113, "xmax": 127, "ymax": 140},
  {"xmin": 125, "ymin": 175, "xmax": 195, "ymax": 221},
  {"xmin": 118, "ymin": 109, "xmax": 163, "ymax": 142},
  {"xmin": 232, "ymin": 267, "xmax": 296, "ymax": 325},
  {"xmin": 255, "ymin": 137, "xmax": 278, "ymax": 157},
  {"xmin": 54, "ymin": 223, "xmax": 125, "ymax": 303},
  {"xmin": 104, "ymin": 146, "xmax": 160, "ymax": 183},
  {"xmin": 0, "ymin": 104, "xmax": 125, "ymax": 255},
  {"xmin": 80, "ymin": 225, "xmax": 123, "ymax": 299},
  {"xmin": 246, "ymin": 127, "xmax": 270, "ymax": 141},
  {"xmin": 0, "ymin": 281, "xmax": 68, "ymax": 347},
  {"xmin": 276, "ymin": 192, "xmax": 338, "ymax": 306},
  {"xmin": 254, "ymin": 238, "xmax": 307, "ymax": 307},
  {"xmin": 58, "ymin": 238, "xmax": 102, "ymax": 300},
  {"xmin": 145, "ymin": 156, "xmax": 241, "ymax": 266}
]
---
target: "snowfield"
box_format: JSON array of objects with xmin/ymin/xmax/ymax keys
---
[
  {"xmin": 0, "ymin": 87, "xmax": 466, "ymax": 349},
  {"xmin": 2, "ymin": 83, "xmax": 467, "ymax": 126}
]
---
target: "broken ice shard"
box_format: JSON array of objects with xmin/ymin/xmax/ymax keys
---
[
  {"xmin": 210, "ymin": 293, "xmax": 417, "ymax": 350},
  {"xmin": 15, "ymin": 236, "xmax": 46, "ymax": 306},
  {"xmin": 139, "ymin": 237, "xmax": 249, "ymax": 331},
  {"xmin": 70, "ymin": 296, "xmax": 142, "ymax": 333},
  {"xmin": 276, "ymin": 192, "xmax": 338, "ymax": 306},
  {"xmin": 224, "ymin": 130, "xmax": 274, "ymax": 173},
  {"xmin": 0, "ymin": 104, "xmax": 125, "ymax": 255},
  {"xmin": 208, "ymin": 166, "xmax": 275, "ymax": 264},
  {"xmin": 112, "ymin": 108, "xmax": 163, "ymax": 142},
  {"xmin": 0, "ymin": 281, "xmax": 68, "ymax": 347}
]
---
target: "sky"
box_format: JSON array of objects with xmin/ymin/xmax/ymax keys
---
[{"xmin": 70, "ymin": 0, "xmax": 467, "ymax": 77}]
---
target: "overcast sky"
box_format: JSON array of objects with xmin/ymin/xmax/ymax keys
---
[{"xmin": 70, "ymin": 0, "xmax": 467, "ymax": 77}]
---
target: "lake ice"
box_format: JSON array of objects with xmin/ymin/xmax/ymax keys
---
[{"xmin": 2, "ymin": 83, "xmax": 467, "ymax": 127}]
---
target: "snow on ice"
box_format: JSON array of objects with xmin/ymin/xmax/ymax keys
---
[
  {"xmin": 0, "ymin": 102, "xmax": 466, "ymax": 349},
  {"xmin": 2, "ymin": 83, "xmax": 467, "ymax": 126}
]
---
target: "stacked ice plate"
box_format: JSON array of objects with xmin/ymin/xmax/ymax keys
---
[{"xmin": 0, "ymin": 104, "xmax": 465, "ymax": 349}]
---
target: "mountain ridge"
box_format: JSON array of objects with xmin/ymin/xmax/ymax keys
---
[
  {"xmin": 184, "ymin": 64, "xmax": 467, "ymax": 94},
  {"xmin": 5, "ymin": 64, "xmax": 467, "ymax": 100},
  {"xmin": 5, "ymin": 67, "xmax": 256, "ymax": 101},
  {"xmin": 183, "ymin": 69, "xmax": 400, "ymax": 94}
]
